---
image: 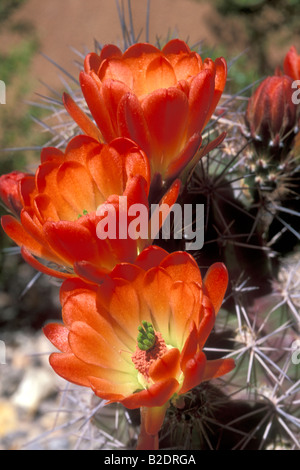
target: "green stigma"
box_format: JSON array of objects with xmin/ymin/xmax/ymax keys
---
[
  {"xmin": 77, "ymin": 209, "xmax": 88, "ymax": 219},
  {"xmin": 137, "ymin": 321, "xmax": 156, "ymax": 351}
]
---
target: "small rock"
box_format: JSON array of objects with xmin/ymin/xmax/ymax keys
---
[
  {"xmin": 0, "ymin": 400, "xmax": 18, "ymax": 438},
  {"xmin": 12, "ymin": 367, "xmax": 56, "ymax": 414}
]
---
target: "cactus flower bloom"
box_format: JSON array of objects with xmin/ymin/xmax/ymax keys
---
[
  {"xmin": 43, "ymin": 246, "xmax": 235, "ymax": 449},
  {"xmin": 63, "ymin": 39, "xmax": 227, "ymax": 181},
  {"xmin": 1, "ymin": 136, "xmax": 178, "ymax": 281},
  {"xmin": 246, "ymin": 75, "xmax": 297, "ymax": 147},
  {"xmin": 284, "ymin": 46, "xmax": 300, "ymax": 81}
]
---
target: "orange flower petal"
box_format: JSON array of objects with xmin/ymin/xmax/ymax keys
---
[
  {"xmin": 149, "ymin": 348, "xmax": 181, "ymax": 382},
  {"xmin": 20, "ymin": 209, "xmax": 47, "ymax": 244},
  {"xmin": 98, "ymin": 58, "xmax": 134, "ymax": 89},
  {"xmin": 88, "ymin": 375, "xmax": 138, "ymax": 401},
  {"xmin": 62, "ymin": 92, "xmax": 102, "ymax": 141},
  {"xmin": 202, "ymin": 358, "xmax": 235, "ymax": 381},
  {"xmin": 121, "ymin": 377, "xmax": 179, "ymax": 409},
  {"xmin": 109, "ymin": 262, "xmax": 143, "ymax": 282},
  {"xmin": 180, "ymin": 321, "xmax": 198, "ymax": 370},
  {"xmin": 49, "ymin": 352, "xmax": 102, "ymax": 387},
  {"xmin": 36, "ymin": 161, "xmax": 76, "ymax": 221},
  {"xmin": 73, "ymin": 261, "xmax": 110, "ymax": 285},
  {"xmin": 68, "ymin": 321, "xmax": 131, "ymax": 370},
  {"xmin": 214, "ymin": 57, "xmax": 228, "ymax": 95},
  {"xmin": 33, "ymin": 194, "xmax": 59, "ymax": 223},
  {"xmin": 100, "ymin": 279, "xmax": 143, "ymax": 342},
  {"xmin": 135, "ymin": 245, "xmax": 169, "ymax": 271},
  {"xmin": 122, "ymin": 43, "xmax": 163, "ymax": 96},
  {"xmin": 56, "ymin": 161, "xmax": 97, "ymax": 214},
  {"xmin": 160, "ymin": 250, "xmax": 202, "ymax": 285},
  {"xmin": 43, "ymin": 323, "xmax": 71, "ymax": 352},
  {"xmin": 59, "ymin": 276, "xmax": 98, "ymax": 307},
  {"xmin": 173, "ymin": 52, "xmax": 202, "ymax": 81},
  {"xmin": 86, "ymin": 211, "xmax": 132, "ymax": 269},
  {"xmin": 14, "ymin": 173, "xmax": 36, "ymax": 207},
  {"xmin": 21, "ymin": 247, "xmax": 72, "ymax": 280},
  {"xmin": 203, "ymin": 57, "xmax": 227, "ymax": 128},
  {"xmin": 122, "ymin": 173, "xmax": 149, "ymax": 208},
  {"xmin": 179, "ymin": 350, "xmax": 206, "ymax": 395},
  {"xmin": 145, "ymin": 56, "xmax": 177, "ymax": 94},
  {"xmin": 20, "ymin": 175, "xmax": 36, "ymax": 207},
  {"xmin": 85, "ymin": 46, "xmax": 123, "ymax": 74},
  {"xmin": 43, "ymin": 219, "xmax": 100, "ymax": 265},
  {"xmin": 197, "ymin": 295, "xmax": 216, "ymax": 349},
  {"xmin": 64, "ymin": 134, "xmax": 101, "ymax": 162},
  {"xmin": 165, "ymin": 132, "xmax": 202, "ymax": 179},
  {"xmin": 1, "ymin": 214, "xmax": 55, "ymax": 261},
  {"xmin": 203, "ymin": 262, "xmax": 228, "ymax": 315},
  {"xmin": 162, "ymin": 39, "xmax": 191, "ymax": 55},
  {"xmin": 123, "ymin": 147, "xmax": 151, "ymax": 191},
  {"xmin": 169, "ymin": 281, "xmax": 200, "ymax": 349},
  {"xmin": 142, "ymin": 267, "xmax": 173, "ymax": 340},
  {"xmin": 35, "ymin": 160, "xmax": 59, "ymax": 195},
  {"xmin": 188, "ymin": 69, "xmax": 215, "ymax": 136},
  {"xmin": 61, "ymin": 285, "xmax": 101, "ymax": 329},
  {"xmin": 40, "ymin": 146, "xmax": 64, "ymax": 164},
  {"xmin": 80, "ymin": 71, "xmax": 116, "ymax": 142},
  {"xmin": 86, "ymin": 142, "xmax": 125, "ymax": 200},
  {"xmin": 99, "ymin": 44, "xmax": 123, "ymax": 62},
  {"xmin": 101, "ymin": 79, "xmax": 132, "ymax": 135},
  {"xmin": 84, "ymin": 52, "xmax": 102, "ymax": 74},
  {"xmin": 116, "ymin": 92, "xmax": 152, "ymax": 157},
  {"xmin": 122, "ymin": 43, "xmax": 161, "ymax": 59},
  {"xmin": 141, "ymin": 87, "xmax": 189, "ymax": 169}
]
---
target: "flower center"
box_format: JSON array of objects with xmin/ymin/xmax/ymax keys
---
[
  {"xmin": 137, "ymin": 321, "xmax": 156, "ymax": 351},
  {"xmin": 131, "ymin": 321, "xmax": 168, "ymax": 381},
  {"xmin": 77, "ymin": 209, "xmax": 88, "ymax": 219}
]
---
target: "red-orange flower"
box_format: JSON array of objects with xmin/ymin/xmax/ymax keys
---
[
  {"xmin": 1, "ymin": 136, "xmax": 179, "ymax": 280},
  {"xmin": 44, "ymin": 246, "xmax": 235, "ymax": 449},
  {"xmin": 63, "ymin": 39, "xmax": 227, "ymax": 181},
  {"xmin": 283, "ymin": 46, "xmax": 300, "ymax": 81}
]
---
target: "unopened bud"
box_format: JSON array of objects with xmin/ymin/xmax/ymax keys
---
[
  {"xmin": 0, "ymin": 171, "xmax": 28, "ymax": 216},
  {"xmin": 246, "ymin": 75, "xmax": 297, "ymax": 148}
]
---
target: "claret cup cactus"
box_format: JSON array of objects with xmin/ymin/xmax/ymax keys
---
[{"xmin": 1, "ymin": 2, "xmax": 299, "ymax": 451}]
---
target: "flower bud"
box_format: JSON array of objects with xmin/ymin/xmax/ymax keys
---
[
  {"xmin": 0, "ymin": 170, "xmax": 27, "ymax": 216},
  {"xmin": 246, "ymin": 75, "xmax": 297, "ymax": 147}
]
